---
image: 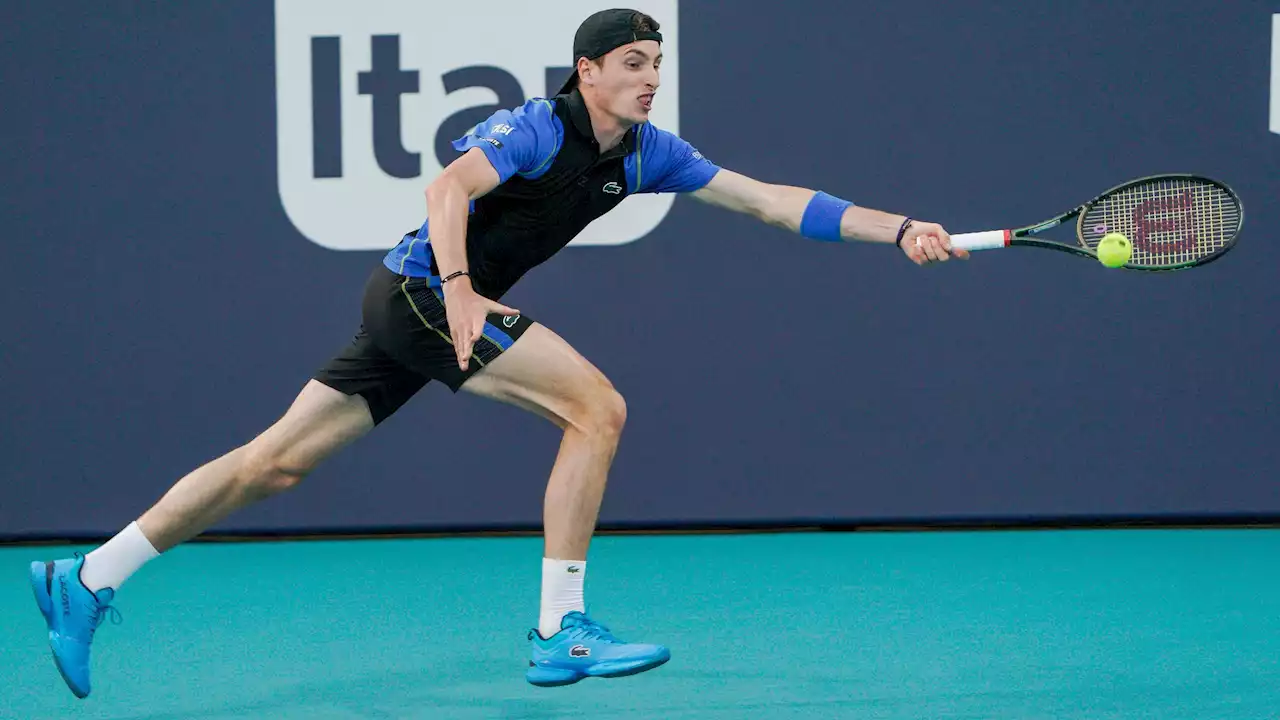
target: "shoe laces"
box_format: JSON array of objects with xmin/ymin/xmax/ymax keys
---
[
  {"xmin": 562, "ymin": 612, "xmax": 619, "ymax": 644},
  {"xmin": 90, "ymin": 603, "xmax": 123, "ymax": 632},
  {"xmin": 72, "ymin": 552, "xmax": 123, "ymax": 634}
]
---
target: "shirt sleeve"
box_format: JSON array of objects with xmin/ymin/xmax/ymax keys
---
[
  {"xmin": 451, "ymin": 99, "xmax": 560, "ymax": 183},
  {"xmin": 636, "ymin": 124, "xmax": 721, "ymax": 194}
]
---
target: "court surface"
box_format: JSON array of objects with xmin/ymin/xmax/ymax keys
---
[{"xmin": 3, "ymin": 529, "xmax": 1279, "ymax": 719}]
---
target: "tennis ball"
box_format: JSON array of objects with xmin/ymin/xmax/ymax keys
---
[{"xmin": 1096, "ymin": 233, "xmax": 1132, "ymax": 268}]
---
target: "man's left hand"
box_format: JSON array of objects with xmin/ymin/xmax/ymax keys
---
[{"xmin": 901, "ymin": 221, "xmax": 970, "ymax": 266}]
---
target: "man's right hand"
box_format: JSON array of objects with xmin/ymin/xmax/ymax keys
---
[{"xmin": 442, "ymin": 276, "xmax": 520, "ymax": 371}]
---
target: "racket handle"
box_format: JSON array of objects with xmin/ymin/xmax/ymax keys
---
[{"xmin": 949, "ymin": 230, "xmax": 1011, "ymax": 251}]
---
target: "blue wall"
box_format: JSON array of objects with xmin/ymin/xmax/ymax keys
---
[{"xmin": 3, "ymin": 2, "xmax": 1278, "ymax": 537}]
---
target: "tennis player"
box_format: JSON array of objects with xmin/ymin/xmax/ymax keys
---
[{"xmin": 30, "ymin": 8, "xmax": 967, "ymax": 696}]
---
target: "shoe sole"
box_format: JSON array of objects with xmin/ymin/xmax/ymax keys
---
[
  {"xmin": 527, "ymin": 651, "xmax": 671, "ymax": 687},
  {"xmin": 29, "ymin": 562, "xmax": 90, "ymax": 699}
]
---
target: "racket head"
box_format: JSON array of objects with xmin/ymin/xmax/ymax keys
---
[{"xmin": 1074, "ymin": 174, "xmax": 1243, "ymax": 271}]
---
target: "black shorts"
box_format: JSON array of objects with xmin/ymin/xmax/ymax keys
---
[{"xmin": 314, "ymin": 264, "xmax": 534, "ymax": 424}]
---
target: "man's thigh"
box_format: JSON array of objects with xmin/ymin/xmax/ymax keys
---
[
  {"xmin": 351, "ymin": 264, "xmax": 605, "ymax": 424},
  {"xmin": 254, "ymin": 380, "xmax": 376, "ymax": 474},
  {"xmin": 460, "ymin": 323, "xmax": 619, "ymax": 428}
]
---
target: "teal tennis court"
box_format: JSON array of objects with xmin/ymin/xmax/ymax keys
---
[{"xmin": 5, "ymin": 528, "xmax": 1279, "ymax": 719}]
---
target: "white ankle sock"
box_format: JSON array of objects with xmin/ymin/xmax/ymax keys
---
[
  {"xmin": 539, "ymin": 558, "xmax": 586, "ymax": 637},
  {"xmin": 81, "ymin": 521, "xmax": 160, "ymax": 592}
]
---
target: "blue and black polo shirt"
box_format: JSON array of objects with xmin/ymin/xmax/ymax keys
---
[{"xmin": 383, "ymin": 89, "xmax": 721, "ymax": 298}]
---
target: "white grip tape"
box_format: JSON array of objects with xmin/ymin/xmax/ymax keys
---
[{"xmin": 949, "ymin": 230, "xmax": 1010, "ymax": 251}]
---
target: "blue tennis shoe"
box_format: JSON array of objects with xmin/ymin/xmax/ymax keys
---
[
  {"xmin": 29, "ymin": 554, "xmax": 121, "ymax": 698},
  {"xmin": 527, "ymin": 611, "xmax": 670, "ymax": 687}
]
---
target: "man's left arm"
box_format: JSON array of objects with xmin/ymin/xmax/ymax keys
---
[
  {"xmin": 691, "ymin": 169, "xmax": 967, "ymax": 266},
  {"xmin": 635, "ymin": 126, "xmax": 964, "ymax": 265}
]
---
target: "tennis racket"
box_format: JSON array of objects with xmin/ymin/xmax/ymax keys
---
[{"xmin": 945, "ymin": 174, "xmax": 1243, "ymax": 271}]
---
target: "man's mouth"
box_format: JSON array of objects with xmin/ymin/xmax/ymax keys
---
[{"xmin": 638, "ymin": 93, "xmax": 654, "ymax": 110}]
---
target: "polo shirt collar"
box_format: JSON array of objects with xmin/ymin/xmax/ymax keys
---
[{"xmin": 564, "ymin": 89, "xmax": 636, "ymax": 156}]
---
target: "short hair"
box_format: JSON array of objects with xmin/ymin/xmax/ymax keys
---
[{"xmin": 630, "ymin": 11, "xmax": 659, "ymax": 34}]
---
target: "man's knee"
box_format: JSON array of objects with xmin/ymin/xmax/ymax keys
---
[
  {"xmin": 600, "ymin": 388, "xmax": 627, "ymax": 436},
  {"xmin": 573, "ymin": 383, "xmax": 627, "ymax": 439},
  {"xmin": 234, "ymin": 382, "xmax": 373, "ymax": 497},
  {"xmin": 237, "ymin": 442, "xmax": 310, "ymax": 496}
]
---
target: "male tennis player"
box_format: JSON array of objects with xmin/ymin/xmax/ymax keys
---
[{"xmin": 30, "ymin": 8, "xmax": 966, "ymax": 696}]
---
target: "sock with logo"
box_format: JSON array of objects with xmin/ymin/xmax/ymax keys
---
[
  {"xmin": 539, "ymin": 558, "xmax": 586, "ymax": 638},
  {"xmin": 80, "ymin": 521, "xmax": 160, "ymax": 593}
]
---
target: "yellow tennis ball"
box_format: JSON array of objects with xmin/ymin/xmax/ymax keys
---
[{"xmin": 1096, "ymin": 233, "xmax": 1132, "ymax": 268}]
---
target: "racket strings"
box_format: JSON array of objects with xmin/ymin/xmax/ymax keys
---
[{"xmin": 1079, "ymin": 178, "xmax": 1240, "ymax": 268}]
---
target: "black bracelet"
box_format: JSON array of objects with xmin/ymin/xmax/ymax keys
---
[
  {"xmin": 441, "ymin": 271, "xmax": 469, "ymax": 284},
  {"xmin": 894, "ymin": 217, "xmax": 914, "ymax": 248}
]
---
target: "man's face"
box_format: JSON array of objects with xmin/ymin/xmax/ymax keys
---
[{"xmin": 586, "ymin": 40, "xmax": 662, "ymax": 125}]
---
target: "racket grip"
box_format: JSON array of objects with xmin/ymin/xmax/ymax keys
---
[{"xmin": 949, "ymin": 230, "xmax": 1011, "ymax": 251}]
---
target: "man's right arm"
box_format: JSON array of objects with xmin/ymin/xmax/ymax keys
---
[
  {"xmin": 425, "ymin": 148, "xmax": 501, "ymax": 283},
  {"xmin": 426, "ymin": 149, "xmax": 525, "ymax": 372},
  {"xmin": 428, "ymin": 99, "xmax": 559, "ymax": 285},
  {"xmin": 427, "ymin": 99, "xmax": 560, "ymax": 370}
]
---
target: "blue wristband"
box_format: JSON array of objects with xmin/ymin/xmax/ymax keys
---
[{"xmin": 799, "ymin": 191, "xmax": 853, "ymax": 242}]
